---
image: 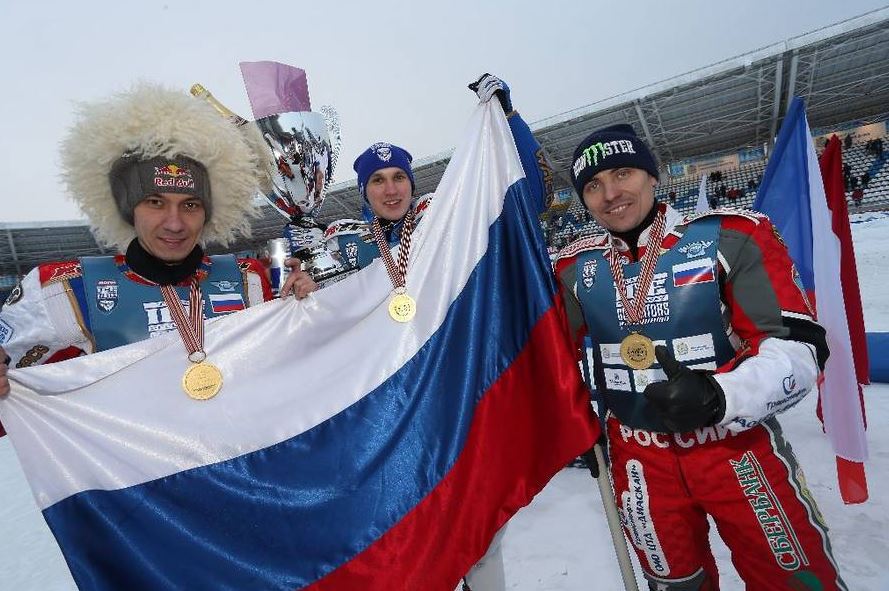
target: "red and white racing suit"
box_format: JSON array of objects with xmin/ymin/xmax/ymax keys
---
[{"xmin": 555, "ymin": 203, "xmax": 844, "ymax": 590}]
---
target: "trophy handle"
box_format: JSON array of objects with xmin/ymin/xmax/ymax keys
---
[
  {"xmin": 261, "ymin": 131, "xmax": 299, "ymax": 219},
  {"xmin": 320, "ymin": 105, "xmax": 342, "ymax": 187}
]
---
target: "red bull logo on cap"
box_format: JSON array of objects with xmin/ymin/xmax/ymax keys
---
[{"xmin": 154, "ymin": 163, "xmax": 196, "ymax": 190}]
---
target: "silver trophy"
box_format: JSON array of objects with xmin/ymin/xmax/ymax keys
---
[
  {"xmin": 254, "ymin": 107, "xmax": 350, "ymax": 287},
  {"xmin": 239, "ymin": 61, "xmax": 353, "ymax": 290}
]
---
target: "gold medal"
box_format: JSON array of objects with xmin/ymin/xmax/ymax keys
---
[
  {"xmin": 182, "ymin": 361, "xmax": 224, "ymax": 400},
  {"xmin": 620, "ymin": 332, "xmax": 655, "ymax": 370},
  {"xmin": 389, "ymin": 292, "xmax": 417, "ymax": 323}
]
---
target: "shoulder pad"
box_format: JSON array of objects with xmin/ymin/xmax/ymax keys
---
[
  {"xmin": 38, "ymin": 261, "xmax": 81, "ymax": 286},
  {"xmin": 682, "ymin": 208, "xmax": 763, "ymax": 226},
  {"xmin": 554, "ymin": 234, "xmax": 609, "ymax": 262},
  {"xmin": 237, "ymin": 258, "xmax": 267, "ymax": 276},
  {"xmin": 323, "ymin": 218, "xmax": 369, "ymax": 240},
  {"xmin": 414, "ymin": 192, "xmax": 435, "ymax": 219}
]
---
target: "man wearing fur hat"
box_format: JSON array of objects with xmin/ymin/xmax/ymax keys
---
[
  {"xmin": 0, "ymin": 84, "xmax": 272, "ymax": 419},
  {"xmin": 554, "ymin": 124, "xmax": 845, "ymax": 589}
]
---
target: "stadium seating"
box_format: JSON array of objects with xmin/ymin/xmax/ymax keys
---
[{"xmin": 545, "ymin": 132, "xmax": 889, "ymax": 249}]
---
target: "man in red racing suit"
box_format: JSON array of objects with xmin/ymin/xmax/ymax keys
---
[{"xmin": 553, "ymin": 123, "xmax": 845, "ymax": 590}]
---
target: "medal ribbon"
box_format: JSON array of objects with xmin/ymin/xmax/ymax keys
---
[
  {"xmin": 160, "ymin": 280, "xmax": 206, "ymax": 362},
  {"xmin": 609, "ymin": 208, "xmax": 668, "ymax": 325},
  {"xmin": 371, "ymin": 209, "xmax": 416, "ymax": 291}
]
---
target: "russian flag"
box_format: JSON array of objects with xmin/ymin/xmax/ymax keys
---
[
  {"xmin": 671, "ymin": 258, "xmax": 715, "ymax": 287},
  {"xmin": 209, "ymin": 293, "xmax": 246, "ymax": 313},
  {"xmin": 0, "ymin": 102, "xmax": 599, "ymax": 589},
  {"xmin": 753, "ymin": 97, "xmax": 868, "ymax": 503}
]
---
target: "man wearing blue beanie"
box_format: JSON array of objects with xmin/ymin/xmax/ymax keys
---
[
  {"xmin": 553, "ymin": 125, "xmax": 844, "ymax": 588},
  {"xmin": 281, "ymin": 142, "xmax": 420, "ymax": 298},
  {"xmin": 281, "ymin": 75, "xmax": 556, "ymax": 591},
  {"xmin": 283, "ymin": 73, "xmax": 553, "ymax": 305}
]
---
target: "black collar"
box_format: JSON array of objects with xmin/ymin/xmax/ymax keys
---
[{"xmin": 124, "ymin": 239, "xmax": 204, "ymax": 286}]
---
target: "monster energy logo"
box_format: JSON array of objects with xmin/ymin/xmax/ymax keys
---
[{"xmin": 572, "ymin": 139, "xmax": 638, "ymax": 178}]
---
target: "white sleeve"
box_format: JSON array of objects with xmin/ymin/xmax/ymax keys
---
[
  {"xmin": 714, "ymin": 336, "xmax": 819, "ymax": 432},
  {"xmin": 244, "ymin": 271, "xmax": 267, "ymax": 308},
  {"xmin": 0, "ymin": 269, "xmax": 92, "ymax": 366}
]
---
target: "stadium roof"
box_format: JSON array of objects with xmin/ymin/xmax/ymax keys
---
[{"xmin": 3, "ymin": 7, "xmax": 889, "ymax": 279}]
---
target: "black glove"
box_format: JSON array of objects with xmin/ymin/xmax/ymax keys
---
[
  {"xmin": 579, "ymin": 433, "xmax": 607, "ymax": 479},
  {"xmin": 643, "ymin": 345, "xmax": 726, "ymax": 433},
  {"xmin": 468, "ymin": 73, "xmax": 513, "ymax": 113}
]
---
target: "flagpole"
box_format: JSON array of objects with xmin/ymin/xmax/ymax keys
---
[{"xmin": 583, "ymin": 444, "xmax": 639, "ymax": 591}]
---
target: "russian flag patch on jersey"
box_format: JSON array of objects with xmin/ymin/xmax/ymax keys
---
[
  {"xmin": 672, "ymin": 258, "xmax": 715, "ymax": 287},
  {"xmin": 209, "ymin": 293, "xmax": 245, "ymax": 313}
]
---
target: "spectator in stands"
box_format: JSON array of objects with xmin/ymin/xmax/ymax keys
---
[
  {"xmin": 852, "ymin": 187, "xmax": 864, "ymax": 208},
  {"xmin": 747, "ymin": 178, "xmax": 757, "ymax": 192},
  {"xmin": 861, "ymin": 172, "xmax": 870, "ymax": 189},
  {"xmin": 850, "ymin": 175, "xmax": 859, "ymax": 190},
  {"xmin": 844, "ymin": 134, "xmax": 853, "ymax": 150},
  {"xmin": 876, "ymin": 138, "xmax": 885, "ymax": 159},
  {"xmin": 557, "ymin": 123, "xmax": 843, "ymax": 590},
  {"xmin": 728, "ymin": 187, "xmax": 739, "ymax": 203},
  {"xmin": 668, "ymin": 190, "xmax": 676, "ymax": 204},
  {"xmin": 719, "ymin": 184, "xmax": 727, "ymax": 200}
]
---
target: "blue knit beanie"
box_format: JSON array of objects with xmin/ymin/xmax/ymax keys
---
[
  {"xmin": 353, "ymin": 142, "xmax": 415, "ymax": 201},
  {"xmin": 570, "ymin": 124, "xmax": 658, "ymax": 194}
]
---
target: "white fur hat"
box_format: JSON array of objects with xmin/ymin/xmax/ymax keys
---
[{"xmin": 61, "ymin": 83, "xmax": 263, "ymax": 251}]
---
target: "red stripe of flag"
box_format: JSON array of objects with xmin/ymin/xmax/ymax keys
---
[{"xmin": 305, "ymin": 299, "xmax": 600, "ymax": 590}]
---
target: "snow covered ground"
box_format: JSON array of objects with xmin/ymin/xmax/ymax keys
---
[{"xmin": 1, "ymin": 212, "xmax": 887, "ymax": 590}]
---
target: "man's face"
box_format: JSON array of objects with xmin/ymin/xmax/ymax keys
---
[
  {"xmin": 581, "ymin": 167, "xmax": 656, "ymax": 233},
  {"xmin": 366, "ymin": 167, "xmax": 412, "ymax": 221},
  {"xmin": 133, "ymin": 192, "xmax": 206, "ymax": 263}
]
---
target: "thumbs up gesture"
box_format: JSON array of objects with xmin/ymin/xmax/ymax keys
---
[{"xmin": 643, "ymin": 345, "xmax": 726, "ymax": 433}]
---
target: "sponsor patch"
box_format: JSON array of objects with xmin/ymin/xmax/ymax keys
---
[
  {"xmin": 581, "ymin": 259, "xmax": 597, "ymax": 289},
  {"xmin": 672, "ymin": 258, "xmax": 715, "ymax": 287},
  {"xmin": 730, "ymin": 451, "xmax": 805, "ymax": 571},
  {"xmin": 345, "ymin": 242, "xmax": 359, "ymax": 267},
  {"xmin": 600, "ymin": 342, "xmax": 622, "ymax": 364},
  {"xmin": 143, "ymin": 300, "xmax": 191, "ymax": 337},
  {"xmin": 4, "ymin": 283, "xmax": 23, "ymax": 307},
  {"xmin": 572, "ymin": 139, "xmax": 638, "ymax": 178},
  {"xmin": 154, "ymin": 164, "xmax": 195, "ymax": 190},
  {"xmin": 672, "ymin": 333, "xmax": 715, "ymax": 363},
  {"xmin": 632, "ymin": 367, "xmax": 666, "ymax": 391},
  {"xmin": 677, "ymin": 240, "xmax": 713, "ymax": 259},
  {"xmin": 96, "ymin": 280, "xmax": 118, "ymax": 314},
  {"xmin": 210, "ymin": 280, "xmax": 240, "ymax": 293},
  {"xmin": 604, "ymin": 368, "xmax": 632, "ymax": 392},
  {"xmin": 209, "ymin": 293, "xmax": 245, "ymax": 314},
  {"xmin": 621, "ymin": 460, "xmax": 669, "ymax": 576},
  {"xmin": 616, "ymin": 272, "xmax": 670, "ymax": 328},
  {"xmin": 17, "ymin": 345, "xmax": 49, "ymax": 368},
  {"xmin": 0, "ymin": 318, "xmax": 14, "ymax": 344}
]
